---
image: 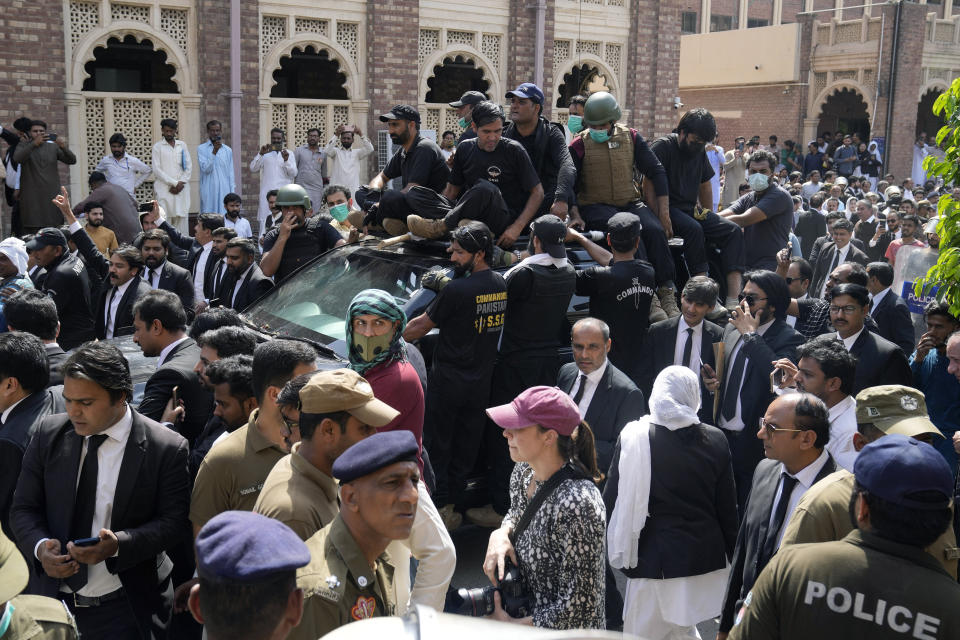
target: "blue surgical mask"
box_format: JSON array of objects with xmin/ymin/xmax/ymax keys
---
[
  {"xmin": 329, "ymin": 203, "xmax": 350, "ymax": 222},
  {"xmin": 748, "ymin": 172, "xmax": 770, "ymax": 192},
  {"xmin": 567, "ymin": 115, "xmax": 583, "ymax": 134},
  {"xmin": 458, "ymin": 117, "xmax": 469, "ymax": 129},
  {"xmin": 589, "ymin": 128, "xmax": 610, "ymax": 144}
]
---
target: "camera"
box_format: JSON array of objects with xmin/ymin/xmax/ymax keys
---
[{"xmin": 448, "ymin": 558, "xmax": 532, "ymax": 618}]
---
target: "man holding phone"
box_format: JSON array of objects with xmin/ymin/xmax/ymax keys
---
[
  {"xmin": 13, "ymin": 120, "xmax": 76, "ymax": 233},
  {"xmin": 260, "ymin": 184, "xmax": 344, "ymax": 282},
  {"xmin": 250, "ymin": 128, "xmax": 298, "ymax": 235}
]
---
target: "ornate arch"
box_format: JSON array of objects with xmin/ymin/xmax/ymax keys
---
[
  {"xmin": 552, "ymin": 54, "xmax": 620, "ymax": 106},
  {"xmin": 918, "ymin": 81, "xmax": 948, "ymax": 102},
  {"xmin": 261, "ymin": 36, "xmax": 361, "ymax": 98},
  {"xmin": 419, "ymin": 48, "xmax": 501, "ymax": 104},
  {"xmin": 812, "ymin": 82, "xmax": 874, "ymax": 124},
  {"xmin": 71, "ymin": 25, "xmax": 193, "ymax": 93}
]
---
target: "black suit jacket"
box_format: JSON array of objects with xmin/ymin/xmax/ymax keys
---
[
  {"xmin": 853, "ymin": 217, "xmax": 879, "ymax": 247},
  {"xmin": 795, "ymin": 210, "xmax": 826, "ymax": 259},
  {"xmin": 557, "ymin": 361, "xmax": 646, "ymax": 472},
  {"xmin": 137, "ymin": 338, "xmax": 212, "ymax": 444},
  {"xmin": 809, "ymin": 241, "xmax": 869, "ymax": 298},
  {"xmin": 42, "ymin": 252, "xmax": 94, "ymax": 350},
  {"xmin": 716, "ymin": 320, "xmax": 804, "ymax": 508},
  {"xmin": 218, "ymin": 264, "xmax": 274, "ymax": 311},
  {"xmin": 639, "ymin": 316, "xmax": 724, "ymax": 423},
  {"xmin": 871, "ymin": 290, "xmax": 915, "ymax": 354},
  {"xmin": 0, "ymin": 389, "xmax": 60, "ymax": 539},
  {"xmin": 603, "ymin": 422, "xmax": 739, "ymax": 580},
  {"xmin": 45, "ymin": 344, "xmax": 67, "ymax": 387},
  {"xmin": 159, "ymin": 221, "xmax": 219, "ymax": 300},
  {"xmin": 719, "ymin": 454, "xmax": 837, "ymax": 632},
  {"xmin": 94, "ymin": 277, "xmax": 152, "ymax": 340},
  {"xmin": 849, "ymin": 328, "xmax": 913, "ymax": 394},
  {"xmin": 147, "ymin": 259, "xmax": 195, "ymax": 321},
  {"xmin": 10, "ymin": 411, "xmax": 190, "ymax": 636}
]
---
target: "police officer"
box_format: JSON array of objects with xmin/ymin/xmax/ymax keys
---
[
  {"xmin": 0, "ymin": 529, "xmax": 78, "ymax": 639},
  {"xmin": 567, "ymin": 92, "xmax": 679, "ymax": 318},
  {"xmin": 728, "ymin": 435, "xmax": 960, "ymax": 640},
  {"xmin": 190, "ymin": 511, "xmax": 310, "ymax": 640},
  {"xmin": 260, "ymin": 184, "xmax": 345, "ymax": 282},
  {"xmin": 290, "ymin": 431, "xmax": 420, "ymax": 640}
]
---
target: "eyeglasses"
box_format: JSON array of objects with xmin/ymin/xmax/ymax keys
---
[
  {"xmin": 758, "ymin": 418, "xmax": 803, "ymax": 434},
  {"xmin": 829, "ymin": 305, "xmax": 860, "ymax": 315},
  {"xmin": 280, "ymin": 414, "xmax": 299, "ymax": 436},
  {"xmin": 784, "ymin": 277, "xmax": 802, "ymax": 285},
  {"xmin": 738, "ymin": 293, "xmax": 768, "ymax": 306}
]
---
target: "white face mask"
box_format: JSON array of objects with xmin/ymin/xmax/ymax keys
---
[{"xmin": 748, "ymin": 172, "xmax": 770, "ymax": 192}]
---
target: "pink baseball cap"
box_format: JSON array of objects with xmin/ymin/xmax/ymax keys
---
[{"xmin": 486, "ymin": 386, "xmax": 581, "ymax": 436}]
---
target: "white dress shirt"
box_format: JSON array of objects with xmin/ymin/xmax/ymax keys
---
[
  {"xmin": 142, "ymin": 260, "xmax": 166, "ymax": 289},
  {"xmin": 157, "ymin": 335, "xmax": 190, "ymax": 367},
  {"xmin": 224, "ymin": 215, "xmax": 252, "ymax": 238},
  {"xmin": 826, "ymin": 395, "xmax": 858, "ymax": 472},
  {"xmin": 837, "ymin": 326, "xmax": 864, "ymax": 351},
  {"xmin": 673, "ymin": 317, "xmax": 703, "ymax": 373},
  {"xmin": 820, "ymin": 243, "xmax": 850, "ymax": 297},
  {"xmin": 1, "ymin": 396, "xmax": 27, "ymax": 424},
  {"xmin": 773, "ymin": 448, "xmax": 831, "ymax": 550},
  {"xmin": 104, "ymin": 277, "xmax": 134, "ymax": 339},
  {"xmin": 719, "ymin": 318, "xmax": 775, "ymax": 432},
  {"xmin": 193, "ymin": 241, "xmax": 213, "ymax": 303},
  {"xmin": 568, "ymin": 360, "xmax": 608, "ymax": 418}
]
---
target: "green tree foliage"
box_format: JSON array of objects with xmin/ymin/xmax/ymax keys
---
[{"xmin": 916, "ymin": 76, "xmax": 960, "ymax": 315}]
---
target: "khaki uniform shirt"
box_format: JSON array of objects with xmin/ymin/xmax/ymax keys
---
[
  {"xmin": 729, "ymin": 531, "xmax": 960, "ymax": 640},
  {"xmin": 781, "ymin": 469, "xmax": 959, "ymax": 578},
  {"xmin": 190, "ymin": 410, "xmax": 287, "ymax": 529},
  {"xmin": 289, "ymin": 514, "xmax": 397, "ymax": 640},
  {"xmin": 253, "ymin": 443, "xmax": 340, "ymax": 540},
  {"xmin": 4, "ymin": 595, "xmax": 78, "ymax": 640}
]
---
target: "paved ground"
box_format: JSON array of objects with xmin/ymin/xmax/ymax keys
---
[{"xmin": 446, "ymin": 522, "xmax": 721, "ymax": 638}]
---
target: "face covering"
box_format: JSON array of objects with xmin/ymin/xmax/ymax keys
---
[
  {"xmin": 748, "ymin": 172, "xmax": 770, "ymax": 192},
  {"xmin": 681, "ymin": 139, "xmax": 706, "ymax": 156},
  {"xmin": 351, "ymin": 332, "xmax": 394, "ymax": 363},
  {"xmin": 458, "ymin": 117, "xmax": 469, "ymax": 129},
  {"xmin": 567, "ymin": 115, "xmax": 583, "ymax": 134},
  {"xmin": 329, "ymin": 203, "xmax": 350, "ymax": 222},
  {"xmin": 589, "ymin": 128, "xmax": 610, "ymax": 144}
]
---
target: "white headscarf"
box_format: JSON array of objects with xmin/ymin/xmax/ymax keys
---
[
  {"xmin": 0, "ymin": 237, "xmax": 28, "ymax": 276},
  {"xmin": 608, "ymin": 366, "xmax": 701, "ymax": 569}
]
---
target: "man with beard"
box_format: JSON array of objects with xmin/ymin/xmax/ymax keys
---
[
  {"xmin": 15, "ymin": 120, "xmax": 77, "ymax": 233},
  {"xmin": 404, "ymin": 222, "xmax": 507, "ymax": 531},
  {"xmin": 94, "ymin": 245, "xmax": 151, "ymax": 340},
  {"xmin": 206, "ymin": 226, "xmax": 237, "ymax": 307},
  {"xmin": 95, "ymin": 132, "xmax": 151, "ymax": 199},
  {"xmin": 355, "ymin": 105, "xmax": 449, "ymax": 234},
  {"xmin": 294, "ymin": 128, "xmax": 327, "ymax": 213},
  {"xmin": 138, "ymin": 228, "xmax": 196, "ymax": 315},
  {"xmin": 197, "ymin": 120, "xmax": 235, "ymax": 214},
  {"xmin": 220, "ymin": 237, "xmax": 273, "ymax": 311},
  {"xmin": 221, "ymin": 193, "xmax": 251, "ymax": 238},
  {"xmin": 405, "ymin": 101, "xmax": 543, "ymax": 244},
  {"xmin": 260, "ymin": 184, "xmax": 344, "ymax": 282},
  {"xmin": 324, "ymin": 124, "xmax": 375, "ymax": 202},
  {"xmin": 80, "ymin": 201, "xmax": 117, "ymax": 254},
  {"xmin": 69, "ymin": 171, "xmax": 141, "ymax": 245},
  {"xmin": 152, "ymin": 119, "xmax": 192, "ymax": 235},
  {"xmin": 250, "ymin": 128, "xmax": 298, "ymax": 235}
]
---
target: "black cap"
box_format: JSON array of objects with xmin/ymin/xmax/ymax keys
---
[
  {"xmin": 607, "ymin": 212, "xmax": 642, "ymax": 241},
  {"xmin": 25, "ymin": 227, "xmax": 68, "ymax": 251},
  {"xmin": 379, "ymin": 105, "xmax": 421, "ymax": 124},
  {"xmin": 332, "ymin": 431, "xmax": 419, "ymax": 484},
  {"xmin": 531, "ymin": 214, "xmax": 567, "ymax": 259},
  {"xmin": 89, "ymin": 171, "xmax": 107, "ymax": 184},
  {"xmin": 449, "ymin": 91, "xmax": 487, "ymax": 108}
]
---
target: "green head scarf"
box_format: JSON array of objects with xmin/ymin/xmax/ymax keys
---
[{"xmin": 346, "ymin": 289, "xmax": 408, "ymax": 375}]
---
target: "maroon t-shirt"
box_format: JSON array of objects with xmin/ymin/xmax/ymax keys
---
[{"xmin": 363, "ymin": 358, "xmax": 425, "ymax": 476}]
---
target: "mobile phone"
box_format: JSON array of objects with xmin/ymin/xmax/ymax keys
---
[
  {"xmin": 47, "ymin": 133, "xmax": 58, "ymax": 141},
  {"xmin": 737, "ymin": 141, "xmax": 744, "ymax": 151},
  {"xmin": 271, "ymin": 142, "xmax": 282, "ymax": 152},
  {"xmin": 172, "ymin": 386, "xmax": 180, "ymax": 407},
  {"xmin": 770, "ymin": 369, "xmax": 785, "ymax": 393},
  {"xmin": 138, "ymin": 202, "xmax": 154, "ymax": 213},
  {"xmin": 73, "ymin": 536, "xmax": 100, "ymax": 547}
]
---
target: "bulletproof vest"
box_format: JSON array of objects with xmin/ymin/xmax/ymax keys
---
[
  {"xmin": 577, "ymin": 124, "xmax": 641, "ymax": 208},
  {"xmin": 500, "ymin": 262, "xmax": 576, "ymax": 355}
]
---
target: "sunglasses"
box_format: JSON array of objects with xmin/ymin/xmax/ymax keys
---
[
  {"xmin": 784, "ymin": 277, "xmax": 802, "ymax": 285},
  {"xmin": 737, "ymin": 293, "xmax": 768, "ymax": 306},
  {"xmin": 758, "ymin": 417, "xmax": 803, "ymax": 434}
]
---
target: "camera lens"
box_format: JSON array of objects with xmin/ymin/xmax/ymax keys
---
[{"xmin": 453, "ymin": 587, "xmax": 496, "ymax": 617}]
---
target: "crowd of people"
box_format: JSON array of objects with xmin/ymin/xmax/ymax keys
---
[{"xmin": 1, "ymin": 81, "xmax": 960, "ymax": 640}]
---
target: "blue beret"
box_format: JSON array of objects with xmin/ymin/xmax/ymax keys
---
[
  {"xmin": 333, "ymin": 431, "xmax": 419, "ymax": 483},
  {"xmin": 854, "ymin": 434, "xmax": 953, "ymax": 510},
  {"xmin": 196, "ymin": 511, "xmax": 310, "ymax": 582}
]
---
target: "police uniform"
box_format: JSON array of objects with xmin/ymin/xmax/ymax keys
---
[
  {"xmin": 253, "ymin": 443, "xmax": 340, "ymax": 540},
  {"xmin": 290, "ymin": 430, "xmax": 418, "ymax": 640},
  {"xmin": 190, "ymin": 409, "xmax": 287, "ymax": 530}
]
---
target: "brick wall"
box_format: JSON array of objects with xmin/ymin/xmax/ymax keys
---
[
  {"xmin": 507, "ymin": 0, "xmax": 556, "ymax": 118},
  {"xmin": 627, "ymin": 0, "xmax": 682, "ymax": 138},
  {"xmin": 885, "ymin": 1, "xmax": 926, "ymax": 181},
  {"xmin": 679, "ymin": 85, "xmax": 804, "ymax": 151}
]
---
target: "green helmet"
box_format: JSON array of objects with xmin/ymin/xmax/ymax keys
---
[
  {"xmin": 275, "ymin": 183, "xmax": 311, "ymax": 210},
  {"xmin": 583, "ymin": 92, "xmax": 622, "ymax": 127}
]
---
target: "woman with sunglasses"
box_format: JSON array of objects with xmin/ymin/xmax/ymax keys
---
[{"xmin": 482, "ymin": 386, "xmax": 606, "ymax": 629}]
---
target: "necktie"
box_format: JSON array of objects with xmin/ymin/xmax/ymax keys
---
[
  {"xmin": 214, "ymin": 261, "xmax": 224, "ymax": 292},
  {"xmin": 572, "ymin": 374, "xmax": 588, "ymax": 405},
  {"xmin": 761, "ymin": 473, "xmax": 800, "ymax": 565},
  {"xmin": 104, "ymin": 287, "xmax": 116, "ymax": 331},
  {"xmin": 682, "ymin": 327, "xmax": 694, "ymax": 368},
  {"xmin": 65, "ymin": 434, "xmax": 108, "ymax": 591},
  {"xmin": 721, "ymin": 343, "xmax": 747, "ymax": 421},
  {"xmin": 145, "ymin": 268, "xmax": 156, "ymax": 288}
]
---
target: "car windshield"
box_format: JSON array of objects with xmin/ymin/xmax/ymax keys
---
[{"xmin": 242, "ymin": 243, "xmax": 450, "ymax": 354}]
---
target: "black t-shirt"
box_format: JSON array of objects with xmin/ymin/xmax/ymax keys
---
[
  {"xmin": 650, "ymin": 133, "xmax": 714, "ymax": 214},
  {"xmin": 425, "ymin": 268, "xmax": 507, "ymax": 394},
  {"xmin": 261, "ymin": 216, "xmax": 342, "ymax": 281},
  {"xmin": 449, "ymin": 138, "xmax": 541, "ymax": 216},
  {"xmin": 728, "ymin": 183, "xmax": 793, "ymax": 268},
  {"xmin": 383, "ymin": 135, "xmax": 449, "ymax": 193},
  {"xmin": 575, "ymin": 259, "xmax": 655, "ymax": 373}
]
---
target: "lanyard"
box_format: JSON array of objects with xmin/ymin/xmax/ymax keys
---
[
  {"xmin": 0, "ymin": 602, "xmax": 14, "ymax": 637},
  {"xmin": 112, "ymin": 155, "xmax": 130, "ymax": 171}
]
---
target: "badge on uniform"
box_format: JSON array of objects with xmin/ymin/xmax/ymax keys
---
[
  {"xmin": 607, "ymin": 141, "xmax": 620, "ymax": 149},
  {"xmin": 351, "ymin": 596, "xmax": 376, "ymax": 620}
]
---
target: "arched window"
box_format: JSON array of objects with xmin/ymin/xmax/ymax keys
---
[
  {"xmin": 818, "ymin": 88, "xmax": 870, "ymax": 142},
  {"xmin": 916, "ymin": 88, "xmax": 946, "ymax": 139},
  {"xmin": 271, "ymin": 46, "xmax": 348, "ymax": 99},
  {"xmin": 425, "ymin": 55, "xmax": 490, "ymax": 104},
  {"xmin": 83, "ymin": 35, "xmax": 177, "ymax": 93},
  {"xmin": 555, "ymin": 64, "xmax": 611, "ymax": 108}
]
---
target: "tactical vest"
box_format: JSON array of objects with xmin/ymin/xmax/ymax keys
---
[
  {"xmin": 499, "ymin": 262, "xmax": 576, "ymax": 357},
  {"xmin": 576, "ymin": 124, "xmax": 641, "ymax": 208}
]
